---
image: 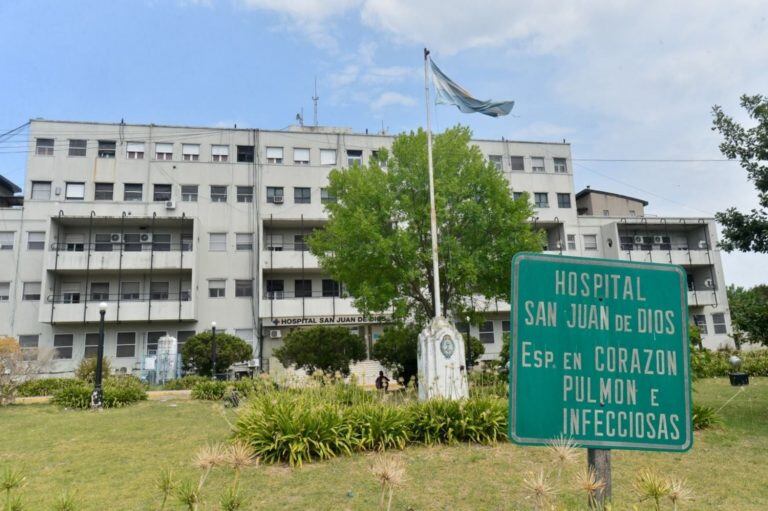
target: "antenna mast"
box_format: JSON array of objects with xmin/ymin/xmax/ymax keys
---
[{"xmin": 312, "ymin": 77, "xmax": 319, "ymax": 126}]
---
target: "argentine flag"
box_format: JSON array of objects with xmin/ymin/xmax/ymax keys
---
[{"xmin": 430, "ymin": 59, "xmax": 515, "ymax": 117}]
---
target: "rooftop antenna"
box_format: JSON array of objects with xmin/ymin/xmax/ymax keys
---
[
  {"xmin": 296, "ymin": 109, "xmax": 304, "ymax": 127},
  {"xmin": 312, "ymin": 77, "xmax": 319, "ymax": 126}
]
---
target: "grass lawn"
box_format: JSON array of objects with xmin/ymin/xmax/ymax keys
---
[{"xmin": 1, "ymin": 378, "xmax": 766, "ymax": 510}]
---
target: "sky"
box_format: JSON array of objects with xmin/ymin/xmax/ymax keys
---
[{"xmin": 0, "ymin": 0, "xmax": 766, "ymax": 286}]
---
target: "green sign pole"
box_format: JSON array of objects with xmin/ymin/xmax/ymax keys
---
[{"xmin": 509, "ymin": 253, "xmax": 692, "ymax": 503}]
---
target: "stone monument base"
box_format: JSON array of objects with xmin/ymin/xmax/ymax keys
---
[{"xmin": 417, "ymin": 316, "xmax": 469, "ymax": 400}]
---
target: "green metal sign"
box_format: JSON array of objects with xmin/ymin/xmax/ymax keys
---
[{"xmin": 509, "ymin": 253, "xmax": 692, "ymax": 451}]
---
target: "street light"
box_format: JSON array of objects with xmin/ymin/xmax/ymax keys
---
[
  {"xmin": 211, "ymin": 321, "xmax": 217, "ymax": 381},
  {"xmin": 91, "ymin": 302, "xmax": 107, "ymax": 410}
]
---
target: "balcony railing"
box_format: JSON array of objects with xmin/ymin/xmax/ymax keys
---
[
  {"xmin": 264, "ymin": 290, "xmax": 346, "ymax": 300},
  {"xmin": 50, "ymin": 242, "xmax": 193, "ymax": 252},
  {"xmin": 264, "ymin": 242, "xmax": 309, "ymax": 251},
  {"xmin": 47, "ymin": 292, "xmax": 191, "ymax": 304}
]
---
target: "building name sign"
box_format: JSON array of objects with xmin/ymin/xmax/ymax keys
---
[
  {"xmin": 509, "ymin": 253, "xmax": 692, "ymax": 452},
  {"xmin": 270, "ymin": 315, "xmax": 391, "ymax": 327}
]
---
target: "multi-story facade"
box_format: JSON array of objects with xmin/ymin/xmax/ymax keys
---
[{"xmin": 0, "ymin": 120, "xmax": 733, "ymax": 377}]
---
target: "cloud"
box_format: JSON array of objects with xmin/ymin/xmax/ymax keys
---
[{"xmin": 371, "ymin": 92, "xmax": 417, "ymax": 110}]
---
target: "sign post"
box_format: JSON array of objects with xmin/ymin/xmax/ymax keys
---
[{"xmin": 509, "ymin": 253, "xmax": 692, "ymax": 504}]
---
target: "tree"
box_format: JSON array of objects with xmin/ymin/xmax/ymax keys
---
[
  {"xmin": 711, "ymin": 95, "xmax": 768, "ymax": 252},
  {"xmin": 310, "ymin": 126, "xmax": 542, "ymax": 322},
  {"xmin": 466, "ymin": 336, "xmax": 485, "ymax": 367},
  {"xmin": 0, "ymin": 336, "xmax": 53, "ymax": 405},
  {"xmin": 727, "ymin": 284, "xmax": 768, "ymax": 347},
  {"xmin": 180, "ymin": 332, "xmax": 252, "ymax": 377},
  {"xmin": 274, "ymin": 326, "xmax": 366, "ymax": 376}
]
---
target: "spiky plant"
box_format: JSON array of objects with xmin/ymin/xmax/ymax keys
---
[
  {"xmin": 1, "ymin": 467, "xmax": 26, "ymax": 511},
  {"xmin": 225, "ymin": 441, "xmax": 257, "ymax": 491},
  {"xmin": 370, "ymin": 455, "xmax": 406, "ymax": 511},
  {"xmin": 667, "ymin": 477, "xmax": 693, "ymax": 511},
  {"xmin": 51, "ymin": 490, "xmax": 78, "ymax": 511},
  {"xmin": 175, "ymin": 480, "xmax": 201, "ymax": 511},
  {"xmin": 7, "ymin": 495, "xmax": 24, "ymax": 511},
  {"xmin": 634, "ymin": 468, "xmax": 671, "ymax": 511},
  {"xmin": 192, "ymin": 443, "xmax": 226, "ymax": 490},
  {"xmin": 546, "ymin": 435, "xmax": 580, "ymax": 479},
  {"xmin": 155, "ymin": 467, "xmax": 176, "ymax": 511},
  {"xmin": 575, "ymin": 467, "xmax": 606, "ymax": 509},
  {"xmin": 219, "ymin": 487, "xmax": 245, "ymax": 511},
  {"xmin": 521, "ymin": 469, "xmax": 557, "ymax": 511}
]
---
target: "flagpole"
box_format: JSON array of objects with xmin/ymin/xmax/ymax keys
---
[{"xmin": 423, "ymin": 48, "xmax": 442, "ymax": 319}]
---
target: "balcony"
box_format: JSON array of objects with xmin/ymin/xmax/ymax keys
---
[
  {"xmin": 47, "ymin": 243, "xmax": 194, "ymax": 272},
  {"xmin": 617, "ymin": 247, "xmax": 713, "ymax": 266},
  {"xmin": 260, "ymin": 293, "xmax": 359, "ymax": 319},
  {"xmin": 40, "ymin": 293, "xmax": 195, "ymax": 323},
  {"xmin": 262, "ymin": 249, "xmax": 320, "ymax": 270},
  {"xmin": 687, "ymin": 290, "xmax": 718, "ymax": 307}
]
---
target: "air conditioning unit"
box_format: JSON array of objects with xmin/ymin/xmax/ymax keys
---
[
  {"xmin": 698, "ymin": 240, "xmax": 708, "ymax": 249},
  {"xmin": 165, "ymin": 200, "xmax": 176, "ymax": 210},
  {"xmin": 633, "ymin": 235, "xmax": 644, "ymax": 244},
  {"xmin": 273, "ymin": 196, "xmax": 284, "ymax": 204},
  {"xmin": 704, "ymin": 278, "xmax": 714, "ymax": 289},
  {"xmin": 110, "ymin": 233, "xmax": 123, "ymax": 243},
  {"xmin": 269, "ymin": 329, "xmax": 282, "ymax": 339},
  {"xmin": 653, "ymin": 236, "xmax": 664, "ymax": 244},
  {"xmin": 140, "ymin": 233, "xmax": 152, "ymax": 243}
]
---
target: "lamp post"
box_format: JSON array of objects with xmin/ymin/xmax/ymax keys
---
[
  {"xmin": 464, "ymin": 317, "xmax": 472, "ymax": 372},
  {"xmin": 211, "ymin": 321, "xmax": 217, "ymax": 380},
  {"xmin": 91, "ymin": 302, "xmax": 107, "ymax": 409}
]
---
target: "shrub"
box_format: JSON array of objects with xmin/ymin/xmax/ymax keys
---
[
  {"xmin": 275, "ymin": 326, "xmax": 367, "ymax": 376},
  {"xmin": 346, "ymin": 403, "xmax": 410, "ymax": 451},
  {"xmin": 191, "ymin": 380, "xmax": 228, "ymax": 400},
  {"xmin": 51, "ymin": 382, "xmax": 91, "ymax": 409},
  {"xmin": 181, "ymin": 332, "xmax": 253, "ymax": 377},
  {"xmin": 692, "ymin": 403, "xmax": 721, "ymax": 430},
  {"xmin": 691, "ymin": 349, "xmax": 768, "ymax": 378},
  {"xmin": 75, "ymin": 357, "xmax": 111, "ymax": 383},
  {"xmin": 162, "ymin": 375, "xmax": 209, "ymax": 390},
  {"xmin": 371, "ymin": 324, "xmax": 420, "ymax": 383},
  {"xmin": 230, "ymin": 377, "xmax": 277, "ymax": 397},
  {"xmin": 17, "ymin": 377, "xmax": 79, "ymax": 397},
  {"xmin": 51, "ymin": 376, "xmax": 147, "ymax": 409}
]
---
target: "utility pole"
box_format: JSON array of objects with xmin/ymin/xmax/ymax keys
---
[{"xmin": 312, "ymin": 77, "xmax": 319, "ymax": 126}]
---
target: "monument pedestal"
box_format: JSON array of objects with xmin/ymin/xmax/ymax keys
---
[{"xmin": 417, "ymin": 317, "xmax": 469, "ymax": 400}]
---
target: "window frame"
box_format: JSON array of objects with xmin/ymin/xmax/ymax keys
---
[
  {"xmin": 68, "ymin": 139, "xmax": 87, "ymax": 157},
  {"xmin": 534, "ymin": 192, "xmax": 549, "ymax": 208},
  {"xmin": 557, "ymin": 193, "xmax": 571, "ymax": 208},
  {"xmin": 235, "ymin": 233, "xmax": 253, "ymax": 251},
  {"xmin": 210, "ymin": 185, "xmax": 228, "ymax": 203},
  {"xmin": 53, "ymin": 334, "xmax": 74, "ymax": 359},
  {"xmin": 510, "ymin": 156, "xmax": 525, "ymax": 171},
  {"xmin": 65, "ymin": 182, "xmax": 85, "ymax": 201},
  {"xmin": 116, "ymin": 332, "xmax": 136, "ymax": 358},
  {"xmin": 294, "ymin": 187, "xmax": 311, "ymax": 204},
  {"xmin": 27, "ymin": 231, "xmax": 45, "ymax": 250},
  {"xmin": 35, "ymin": 138, "xmax": 54, "ymax": 156},
  {"xmin": 124, "ymin": 183, "xmax": 143, "ymax": 202},
  {"xmin": 94, "ymin": 182, "xmax": 114, "ymax": 201},
  {"xmin": 320, "ymin": 148, "xmax": 337, "ymax": 165},
  {"xmin": 212, "ymin": 144, "xmax": 229, "ymax": 162},
  {"xmin": 97, "ymin": 140, "xmax": 116, "ymax": 159},
  {"xmin": 236, "ymin": 145, "xmax": 255, "ymax": 163},
  {"xmin": 208, "ymin": 279, "xmax": 226, "ymax": 298},
  {"xmin": 30, "ymin": 181, "xmax": 51, "ymax": 200},
  {"xmin": 266, "ymin": 146, "xmax": 284, "ymax": 164},
  {"xmin": 554, "ymin": 157, "xmax": 568, "ymax": 173},
  {"xmin": 153, "ymin": 184, "xmax": 172, "ymax": 202},
  {"xmin": 126, "ymin": 142, "xmax": 145, "ymax": 159},
  {"xmin": 266, "ymin": 186, "xmax": 284, "ymax": 204},
  {"xmin": 209, "ymin": 232, "xmax": 226, "ymax": 251},
  {"xmin": 583, "ymin": 234, "xmax": 598, "ymax": 251},
  {"xmin": 0, "ymin": 231, "xmax": 14, "ymax": 250},
  {"xmin": 155, "ymin": 142, "xmax": 173, "ymax": 161},
  {"xmin": 293, "ymin": 147, "xmax": 310, "ymax": 165},
  {"xmin": 478, "ymin": 321, "xmax": 495, "ymax": 344},
  {"xmin": 236, "ymin": 186, "xmax": 253, "ymax": 203},
  {"xmin": 181, "ymin": 185, "xmax": 198, "ymax": 202},
  {"xmin": 182, "ymin": 144, "xmax": 200, "ymax": 161},
  {"xmin": 531, "ymin": 157, "xmax": 545, "ymax": 173},
  {"xmin": 235, "ymin": 279, "xmax": 253, "ymax": 297}
]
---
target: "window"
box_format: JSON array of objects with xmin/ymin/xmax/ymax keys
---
[
  {"xmin": 693, "ymin": 314, "xmax": 708, "ymax": 335},
  {"xmin": 94, "ymin": 234, "xmax": 112, "ymax": 252},
  {"xmin": 147, "ymin": 331, "xmax": 166, "ymax": 355},
  {"xmin": 181, "ymin": 185, "xmax": 198, "ymax": 202},
  {"xmin": 237, "ymin": 145, "xmax": 254, "ymax": 163},
  {"xmin": 266, "ymin": 147, "xmax": 284, "ymax": 164},
  {"xmin": 177, "ymin": 331, "xmax": 195, "ymax": 351},
  {"xmin": 320, "ymin": 149, "xmax": 337, "ymax": 165},
  {"xmin": 583, "ymin": 234, "xmax": 598, "ymax": 251},
  {"xmin": 236, "ymin": 186, "xmax": 253, "ymax": 203},
  {"xmin": 266, "ymin": 187, "xmax": 284, "ymax": 204},
  {"xmin": 209, "ymin": 233, "xmax": 226, "ymax": 251},
  {"xmin": 153, "ymin": 184, "xmax": 172, "ymax": 202},
  {"xmin": 603, "ymin": 210, "xmax": 610, "ymax": 216},
  {"xmin": 0, "ymin": 282, "xmax": 9, "ymax": 301},
  {"xmin": 510, "ymin": 156, "xmax": 525, "ymax": 171},
  {"xmin": 554, "ymin": 158, "xmax": 567, "ymax": 173},
  {"xmin": 534, "ymin": 192, "xmax": 549, "ymax": 208},
  {"xmin": 65, "ymin": 234, "xmax": 85, "ymax": 252},
  {"xmin": 31, "ymin": 181, "xmax": 51, "ymax": 200},
  {"xmin": 557, "ymin": 193, "xmax": 571, "ymax": 208},
  {"xmin": 126, "ymin": 142, "xmax": 144, "ymax": 159},
  {"xmin": 212, "ymin": 145, "xmax": 229, "ymax": 162},
  {"xmin": 124, "ymin": 183, "xmax": 143, "ymax": 201},
  {"xmin": 236, "ymin": 233, "xmax": 253, "ymax": 251},
  {"xmin": 479, "ymin": 321, "xmax": 495, "ymax": 343},
  {"xmin": 0, "ymin": 231, "xmax": 14, "ymax": 250},
  {"xmin": 19, "ymin": 335, "xmax": 38, "ymax": 361},
  {"xmin": 116, "ymin": 332, "xmax": 136, "ymax": 357},
  {"xmin": 210, "ymin": 185, "xmax": 227, "ymax": 202},
  {"xmin": 208, "ymin": 279, "xmax": 226, "ymax": 298},
  {"xmin": 712, "ymin": 313, "xmax": 727, "ymax": 334},
  {"xmin": 531, "ymin": 157, "xmax": 545, "ymax": 172},
  {"xmin": 322, "ymin": 279, "xmax": 340, "ymax": 297},
  {"xmin": 488, "ymin": 155, "xmax": 502, "ymax": 170},
  {"xmin": 567, "ymin": 234, "xmax": 576, "ymax": 250},
  {"xmin": 347, "ymin": 149, "xmax": 363, "ymax": 166},
  {"xmin": 182, "ymin": 144, "xmax": 200, "ymax": 161},
  {"xmin": 372, "ymin": 150, "xmax": 387, "ymax": 167},
  {"xmin": 65, "ymin": 182, "xmax": 85, "ymax": 200},
  {"xmin": 502, "ymin": 321, "xmax": 510, "ymax": 335},
  {"xmin": 94, "ymin": 182, "xmax": 114, "ymax": 200},
  {"xmin": 266, "ymin": 279, "xmax": 284, "ymax": 299},
  {"xmin": 121, "ymin": 282, "xmax": 140, "ymax": 300},
  {"xmin": 98, "ymin": 140, "xmax": 116, "ymax": 158},
  {"xmin": 293, "ymin": 148, "xmax": 310, "ymax": 164},
  {"xmin": 123, "ymin": 233, "xmax": 141, "ymax": 252},
  {"xmin": 181, "ymin": 233, "xmax": 193, "ymax": 252},
  {"xmin": 235, "ymin": 280, "xmax": 253, "ymax": 297},
  {"xmin": 27, "ymin": 231, "xmax": 45, "ymax": 250},
  {"xmin": 90, "ymin": 282, "xmax": 110, "ymax": 301},
  {"xmin": 321, "ymin": 188, "xmax": 336, "ymax": 204},
  {"xmin": 513, "ymin": 191, "xmax": 525, "ymax": 201},
  {"xmin": 36, "ymin": 138, "xmax": 54, "ymax": 156},
  {"xmin": 53, "ymin": 334, "xmax": 74, "ymax": 359},
  {"xmin": 294, "ymin": 234, "xmax": 308, "ymax": 251},
  {"xmin": 155, "ymin": 143, "xmax": 173, "ymax": 160},
  {"xmin": 68, "ymin": 139, "xmax": 87, "ymax": 157},
  {"xmin": 61, "ymin": 282, "xmax": 81, "ymax": 304},
  {"xmin": 295, "ymin": 279, "xmax": 312, "ymax": 298},
  {"xmin": 84, "ymin": 333, "xmax": 100, "ymax": 358},
  {"xmin": 150, "ymin": 282, "xmax": 169, "ymax": 300},
  {"xmin": 22, "ymin": 282, "xmax": 40, "ymax": 301},
  {"xmin": 294, "ymin": 187, "xmax": 311, "ymax": 204},
  {"xmin": 152, "ymin": 233, "xmax": 171, "ymax": 252}
]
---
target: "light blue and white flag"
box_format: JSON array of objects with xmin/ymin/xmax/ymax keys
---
[{"xmin": 430, "ymin": 59, "xmax": 515, "ymax": 117}]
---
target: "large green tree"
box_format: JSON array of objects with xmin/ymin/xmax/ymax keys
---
[
  {"xmin": 274, "ymin": 326, "xmax": 367, "ymax": 376},
  {"xmin": 727, "ymin": 284, "xmax": 768, "ymax": 347},
  {"xmin": 310, "ymin": 126, "xmax": 542, "ymax": 322},
  {"xmin": 711, "ymin": 95, "xmax": 768, "ymax": 252},
  {"xmin": 181, "ymin": 332, "xmax": 253, "ymax": 377}
]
